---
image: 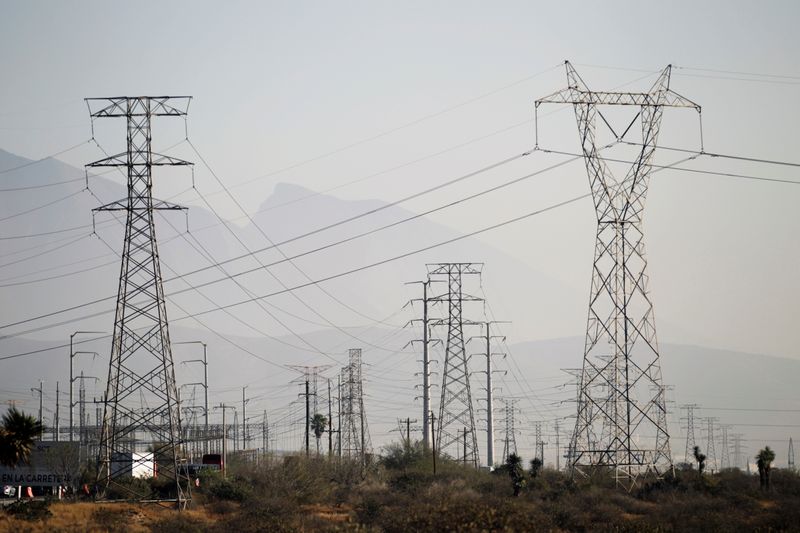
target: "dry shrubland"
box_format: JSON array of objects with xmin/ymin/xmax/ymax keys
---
[{"xmin": 2, "ymin": 446, "xmax": 800, "ymax": 532}]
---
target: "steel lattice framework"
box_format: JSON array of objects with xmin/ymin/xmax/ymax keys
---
[
  {"xmin": 536, "ymin": 62, "xmax": 701, "ymax": 488},
  {"xmin": 501, "ymin": 398, "xmax": 519, "ymax": 461},
  {"xmin": 339, "ymin": 349, "xmax": 371, "ymax": 462},
  {"xmin": 428, "ymin": 263, "xmax": 482, "ymax": 467},
  {"xmin": 87, "ymin": 97, "xmax": 192, "ymax": 506}
]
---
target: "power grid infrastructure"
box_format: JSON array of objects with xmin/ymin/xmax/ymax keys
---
[
  {"xmin": 87, "ymin": 96, "xmax": 193, "ymax": 507},
  {"xmin": 537, "ymin": 61, "xmax": 702, "ymax": 489},
  {"xmin": 428, "ymin": 263, "xmax": 483, "ymax": 467},
  {"xmin": 337, "ymin": 348, "xmax": 371, "ymax": 464}
]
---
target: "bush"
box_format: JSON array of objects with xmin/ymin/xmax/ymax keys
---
[{"xmin": 2, "ymin": 499, "xmax": 52, "ymax": 521}]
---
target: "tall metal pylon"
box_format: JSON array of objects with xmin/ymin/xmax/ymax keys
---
[
  {"xmin": 682, "ymin": 404, "xmax": 700, "ymax": 464},
  {"xmin": 536, "ymin": 62, "xmax": 701, "ymax": 488},
  {"xmin": 789, "ymin": 437, "xmax": 795, "ymax": 471},
  {"xmin": 501, "ymin": 398, "xmax": 519, "ymax": 461},
  {"xmin": 87, "ymin": 97, "xmax": 193, "ymax": 506},
  {"xmin": 719, "ymin": 424, "xmax": 731, "ymax": 470},
  {"xmin": 428, "ymin": 263, "xmax": 483, "ymax": 467},
  {"xmin": 704, "ymin": 417, "xmax": 718, "ymax": 473},
  {"xmin": 338, "ymin": 349, "xmax": 371, "ymax": 463}
]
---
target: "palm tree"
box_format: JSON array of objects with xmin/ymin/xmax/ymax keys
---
[
  {"xmin": 0, "ymin": 407, "xmax": 44, "ymax": 468},
  {"xmin": 310, "ymin": 413, "xmax": 327, "ymax": 455},
  {"xmin": 756, "ymin": 446, "xmax": 776, "ymax": 491},
  {"xmin": 693, "ymin": 445, "xmax": 707, "ymax": 477}
]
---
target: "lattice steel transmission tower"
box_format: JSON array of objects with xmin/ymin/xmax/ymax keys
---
[
  {"xmin": 428, "ymin": 263, "xmax": 483, "ymax": 467},
  {"xmin": 704, "ymin": 417, "xmax": 718, "ymax": 473},
  {"xmin": 537, "ymin": 62, "xmax": 701, "ymax": 488},
  {"xmin": 501, "ymin": 398, "xmax": 519, "ymax": 461},
  {"xmin": 87, "ymin": 97, "xmax": 193, "ymax": 506},
  {"xmin": 338, "ymin": 349, "xmax": 371, "ymax": 463},
  {"xmin": 720, "ymin": 425, "xmax": 731, "ymax": 470},
  {"xmin": 789, "ymin": 437, "xmax": 795, "ymax": 472},
  {"xmin": 682, "ymin": 404, "xmax": 700, "ymax": 464}
]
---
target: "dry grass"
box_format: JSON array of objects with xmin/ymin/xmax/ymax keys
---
[{"xmin": 0, "ymin": 501, "xmax": 215, "ymax": 533}]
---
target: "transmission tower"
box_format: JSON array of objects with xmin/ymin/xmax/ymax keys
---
[
  {"xmin": 704, "ymin": 417, "xmax": 718, "ymax": 473},
  {"xmin": 536, "ymin": 62, "xmax": 701, "ymax": 488},
  {"xmin": 789, "ymin": 437, "xmax": 795, "ymax": 471},
  {"xmin": 338, "ymin": 349, "xmax": 371, "ymax": 463},
  {"xmin": 501, "ymin": 398, "xmax": 519, "ymax": 461},
  {"xmin": 87, "ymin": 96, "xmax": 193, "ymax": 506},
  {"xmin": 428, "ymin": 263, "xmax": 482, "ymax": 467},
  {"xmin": 535, "ymin": 421, "xmax": 546, "ymax": 464},
  {"xmin": 682, "ymin": 404, "xmax": 700, "ymax": 464},
  {"xmin": 732, "ymin": 433, "xmax": 746, "ymax": 471},
  {"xmin": 719, "ymin": 424, "xmax": 731, "ymax": 470}
]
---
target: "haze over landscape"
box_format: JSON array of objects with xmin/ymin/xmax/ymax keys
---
[{"xmin": 1, "ymin": 0, "xmax": 799, "ymax": 503}]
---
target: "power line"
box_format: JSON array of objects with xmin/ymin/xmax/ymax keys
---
[{"xmin": 0, "ymin": 139, "xmax": 91, "ymax": 175}]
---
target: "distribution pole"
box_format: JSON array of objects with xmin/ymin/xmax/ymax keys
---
[
  {"xmin": 430, "ymin": 411, "xmax": 437, "ymax": 475},
  {"xmin": 31, "ymin": 381, "xmax": 43, "ymax": 425},
  {"xmin": 328, "ymin": 379, "xmax": 333, "ymax": 457},
  {"xmin": 337, "ymin": 374, "xmax": 342, "ymax": 459},
  {"xmin": 305, "ymin": 380, "xmax": 310, "ymax": 457},
  {"xmin": 54, "ymin": 381, "xmax": 60, "ymax": 442},
  {"xmin": 405, "ymin": 279, "xmax": 439, "ymax": 451},
  {"xmin": 555, "ymin": 419, "xmax": 561, "ymax": 472},
  {"xmin": 473, "ymin": 321, "xmax": 508, "ymax": 468},
  {"xmin": 175, "ymin": 341, "xmax": 208, "ymax": 454},
  {"xmin": 69, "ymin": 331, "xmax": 103, "ymax": 442},
  {"xmin": 242, "ymin": 386, "xmax": 248, "ymax": 451}
]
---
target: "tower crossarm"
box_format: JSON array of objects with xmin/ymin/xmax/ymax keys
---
[
  {"xmin": 536, "ymin": 89, "xmax": 700, "ymax": 110},
  {"xmin": 86, "ymin": 96, "xmax": 192, "ymax": 117}
]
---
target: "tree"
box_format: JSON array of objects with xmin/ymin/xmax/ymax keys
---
[
  {"xmin": 756, "ymin": 446, "xmax": 776, "ymax": 491},
  {"xmin": 0, "ymin": 407, "xmax": 44, "ymax": 468},
  {"xmin": 693, "ymin": 445, "xmax": 707, "ymax": 477},
  {"xmin": 529, "ymin": 457, "xmax": 543, "ymax": 479},
  {"xmin": 505, "ymin": 453, "xmax": 525, "ymax": 496},
  {"xmin": 310, "ymin": 413, "xmax": 327, "ymax": 455}
]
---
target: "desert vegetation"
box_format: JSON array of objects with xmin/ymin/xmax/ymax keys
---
[{"xmin": 2, "ymin": 442, "xmax": 800, "ymax": 532}]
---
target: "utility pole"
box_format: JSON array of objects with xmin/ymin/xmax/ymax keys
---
[
  {"xmin": 328, "ymin": 379, "xmax": 333, "ymax": 457},
  {"xmin": 288, "ymin": 365, "xmax": 330, "ymax": 457},
  {"xmin": 69, "ymin": 331, "xmax": 103, "ymax": 442},
  {"xmin": 406, "ymin": 279, "xmax": 441, "ymax": 451},
  {"xmin": 215, "ymin": 403, "xmax": 234, "ymax": 478},
  {"xmin": 789, "ymin": 437, "xmax": 795, "ymax": 471},
  {"xmin": 31, "ymin": 381, "xmax": 43, "ymax": 426},
  {"xmin": 337, "ymin": 374, "xmax": 342, "ymax": 459},
  {"xmin": 176, "ymin": 341, "xmax": 208, "ymax": 454},
  {"xmin": 554, "ymin": 419, "xmax": 561, "ymax": 472},
  {"xmin": 537, "ymin": 62, "xmax": 701, "ymax": 488},
  {"xmin": 54, "ymin": 381, "xmax": 60, "ymax": 442},
  {"xmin": 471, "ymin": 321, "xmax": 508, "ymax": 469},
  {"xmin": 242, "ymin": 386, "xmax": 249, "ymax": 451},
  {"xmin": 305, "ymin": 380, "xmax": 310, "ymax": 457},
  {"xmin": 430, "ymin": 411, "xmax": 437, "ymax": 475},
  {"xmin": 428, "ymin": 263, "xmax": 483, "ymax": 467},
  {"xmin": 87, "ymin": 96, "xmax": 193, "ymax": 506}
]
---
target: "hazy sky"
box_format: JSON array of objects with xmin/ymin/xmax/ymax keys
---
[{"xmin": 1, "ymin": 1, "xmax": 799, "ymax": 462}]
